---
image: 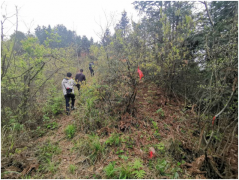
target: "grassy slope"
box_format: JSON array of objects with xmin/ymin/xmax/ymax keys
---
[
  {"xmin": 35, "ymin": 79, "xmax": 201, "ymax": 179},
  {"xmin": 2, "ymin": 77, "xmax": 238, "ymax": 179}
]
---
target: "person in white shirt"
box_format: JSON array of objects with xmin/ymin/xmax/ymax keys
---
[{"xmin": 62, "ymin": 72, "xmax": 76, "ymax": 115}]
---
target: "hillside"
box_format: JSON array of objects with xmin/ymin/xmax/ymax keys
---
[
  {"xmin": 1, "ymin": 76, "xmax": 238, "ymax": 179},
  {"xmin": 1, "ymin": 1, "xmax": 238, "ymax": 179}
]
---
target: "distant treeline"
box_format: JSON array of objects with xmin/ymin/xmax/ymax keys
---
[{"xmin": 10, "ymin": 24, "xmax": 95, "ymax": 56}]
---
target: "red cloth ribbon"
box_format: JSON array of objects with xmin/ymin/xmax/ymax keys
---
[
  {"xmin": 137, "ymin": 66, "xmax": 144, "ymax": 80},
  {"xmin": 149, "ymin": 151, "xmax": 154, "ymax": 159},
  {"xmin": 212, "ymin": 116, "xmax": 216, "ymax": 125}
]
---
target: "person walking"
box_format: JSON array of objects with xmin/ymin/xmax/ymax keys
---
[
  {"xmin": 75, "ymin": 69, "xmax": 86, "ymax": 93},
  {"xmin": 62, "ymin": 72, "xmax": 76, "ymax": 115},
  {"xmin": 89, "ymin": 62, "xmax": 94, "ymax": 76}
]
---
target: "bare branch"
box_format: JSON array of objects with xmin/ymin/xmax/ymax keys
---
[{"xmin": 204, "ymin": 1, "xmax": 214, "ymax": 26}]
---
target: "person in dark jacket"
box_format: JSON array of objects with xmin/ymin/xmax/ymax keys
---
[
  {"xmin": 75, "ymin": 69, "xmax": 86, "ymax": 92},
  {"xmin": 62, "ymin": 72, "xmax": 76, "ymax": 115},
  {"xmin": 89, "ymin": 62, "xmax": 94, "ymax": 76}
]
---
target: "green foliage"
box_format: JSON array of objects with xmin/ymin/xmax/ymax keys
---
[
  {"xmin": 103, "ymin": 159, "xmax": 145, "ymax": 179},
  {"xmin": 34, "ymin": 126, "xmax": 46, "ymax": 137},
  {"xmin": 156, "ymin": 142, "xmax": 165, "ymax": 153},
  {"xmin": 49, "ymin": 96, "xmax": 64, "ymax": 115},
  {"xmin": 132, "ymin": 159, "xmax": 143, "ymax": 169},
  {"xmin": 152, "ymin": 120, "xmax": 160, "ymax": 139},
  {"xmin": 47, "ymin": 160, "xmax": 59, "ymax": 173},
  {"xmin": 37, "ymin": 158, "xmax": 59, "ymax": 175},
  {"xmin": 104, "ymin": 161, "xmax": 117, "ymax": 178},
  {"xmin": 3, "ymin": 109, "xmax": 24, "ymax": 133},
  {"xmin": 87, "ymin": 134, "xmax": 106, "ymax": 164},
  {"xmin": 132, "ymin": 170, "xmax": 146, "ymax": 179},
  {"xmin": 76, "ymin": 80, "xmax": 105, "ymax": 133},
  {"xmin": 171, "ymin": 163, "xmax": 182, "ymax": 179},
  {"xmin": 123, "ymin": 136, "xmax": 135, "ymax": 149},
  {"xmin": 35, "ymin": 24, "xmax": 94, "ymax": 50},
  {"xmin": 116, "ymin": 149, "xmax": 124, "ymax": 154},
  {"xmin": 1, "ymin": 3, "xmax": 238, "ymax": 179},
  {"xmin": 156, "ymin": 108, "xmax": 165, "ymax": 117},
  {"xmin": 152, "ymin": 121, "xmax": 159, "ymax": 133},
  {"xmin": 118, "ymin": 155, "xmax": 128, "ymax": 160},
  {"xmin": 69, "ymin": 164, "xmax": 76, "ymax": 174},
  {"xmin": 11, "ymin": 121, "xmax": 24, "ymax": 132},
  {"xmin": 118, "ymin": 164, "xmax": 132, "ymax": 179},
  {"xmin": 37, "ymin": 141, "xmax": 61, "ymax": 163},
  {"xmin": 74, "ymin": 134, "xmax": 105, "ymax": 164},
  {"xmin": 43, "ymin": 86, "xmax": 64, "ymax": 116},
  {"xmin": 119, "ymin": 159, "xmax": 145, "ymax": 179},
  {"xmin": 105, "ymin": 133, "xmax": 121, "ymax": 146},
  {"xmin": 45, "ymin": 121, "xmax": 58, "ymax": 130},
  {"xmin": 65, "ymin": 124, "xmax": 76, "ymax": 139},
  {"xmin": 36, "ymin": 141, "xmax": 60, "ymax": 174},
  {"xmin": 43, "ymin": 114, "xmax": 50, "ymax": 121},
  {"xmin": 1, "ymin": 29, "xmax": 76, "ymax": 134},
  {"xmin": 1, "ymin": 112, "xmax": 26, "ymax": 155},
  {"xmin": 163, "ymin": 123, "xmax": 169, "ymax": 130},
  {"xmin": 155, "ymin": 159, "xmax": 168, "ymax": 175}
]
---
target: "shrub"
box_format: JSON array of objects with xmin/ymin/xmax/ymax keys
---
[
  {"xmin": 43, "ymin": 86, "xmax": 64, "ymax": 116},
  {"xmin": 65, "ymin": 125, "xmax": 76, "ymax": 139}
]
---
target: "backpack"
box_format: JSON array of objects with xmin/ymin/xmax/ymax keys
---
[
  {"xmin": 66, "ymin": 87, "xmax": 72, "ymax": 94},
  {"xmin": 89, "ymin": 62, "xmax": 94, "ymax": 68},
  {"xmin": 63, "ymin": 79, "xmax": 73, "ymax": 94}
]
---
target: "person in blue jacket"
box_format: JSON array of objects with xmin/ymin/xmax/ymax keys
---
[{"xmin": 89, "ymin": 62, "xmax": 94, "ymax": 76}]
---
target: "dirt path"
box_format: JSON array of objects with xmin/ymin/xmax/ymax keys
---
[{"xmin": 35, "ymin": 114, "xmax": 84, "ymax": 179}]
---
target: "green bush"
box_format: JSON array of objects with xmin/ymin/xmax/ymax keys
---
[
  {"xmin": 65, "ymin": 125, "xmax": 76, "ymax": 139},
  {"xmin": 46, "ymin": 96, "xmax": 64, "ymax": 115},
  {"xmin": 43, "ymin": 86, "xmax": 64, "ymax": 116}
]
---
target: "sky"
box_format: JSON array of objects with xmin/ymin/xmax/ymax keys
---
[{"xmin": 1, "ymin": 0, "xmax": 141, "ymax": 42}]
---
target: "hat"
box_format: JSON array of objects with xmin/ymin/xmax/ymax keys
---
[{"xmin": 67, "ymin": 72, "xmax": 72, "ymax": 77}]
